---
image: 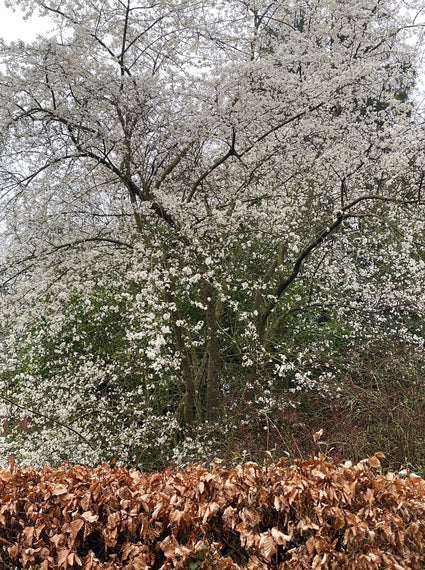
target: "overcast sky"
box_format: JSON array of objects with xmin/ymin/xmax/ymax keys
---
[{"xmin": 0, "ymin": 2, "xmax": 51, "ymax": 43}]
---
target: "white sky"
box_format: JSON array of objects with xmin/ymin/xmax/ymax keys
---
[{"xmin": 0, "ymin": 2, "xmax": 51, "ymax": 43}]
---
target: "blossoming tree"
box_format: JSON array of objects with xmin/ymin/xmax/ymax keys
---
[{"xmin": 0, "ymin": 0, "xmax": 424, "ymax": 466}]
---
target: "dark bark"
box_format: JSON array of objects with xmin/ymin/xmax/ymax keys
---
[
  {"xmin": 164, "ymin": 291, "xmax": 195, "ymax": 427},
  {"xmin": 203, "ymin": 281, "xmax": 221, "ymax": 422}
]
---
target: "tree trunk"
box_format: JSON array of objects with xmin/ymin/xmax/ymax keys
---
[
  {"xmin": 164, "ymin": 291, "xmax": 195, "ymax": 427},
  {"xmin": 203, "ymin": 281, "xmax": 221, "ymax": 422}
]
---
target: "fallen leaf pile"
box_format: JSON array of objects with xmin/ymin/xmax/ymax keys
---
[{"xmin": 0, "ymin": 453, "xmax": 425, "ymax": 569}]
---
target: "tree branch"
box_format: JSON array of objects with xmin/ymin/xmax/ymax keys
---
[
  {"xmin": 1, "ymin": 393, "xmax": 96, "ymax": 450},
  {"xmin": 256, "ymin": 193, "xmax": 425, "ymax": 338}
]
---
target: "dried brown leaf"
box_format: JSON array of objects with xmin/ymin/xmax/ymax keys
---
[
  {"xmin": 367, "ymin": 456, "xmax": 381, "ymax": 469},
  {"xmin": 258, "ymin": 532, "xmax": 276, "ymax": 561},
  {"xmin": 313, "ymin": 429, "xmax": 324, "ymax": 443}
]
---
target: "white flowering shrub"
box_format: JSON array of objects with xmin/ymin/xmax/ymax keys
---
[{"xmin": 0, "ymin": 0, "xmax": 424, "ymax": 466}]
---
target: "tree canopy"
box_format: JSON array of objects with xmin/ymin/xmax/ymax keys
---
[{"xmin": 0, "ymin": 0, "xmax": 425, "ymax": 467}]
